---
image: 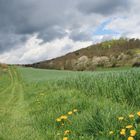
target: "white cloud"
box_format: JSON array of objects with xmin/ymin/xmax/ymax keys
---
[
  {"xmin": 0, "ymin": 34, "xmax": 92, "ymax": 64},
  {"xmin": 105, "ymin": 0, "xmax": 140, "ymax": 39},
  {"xmin": 106, "ymin": 16, "xmax": 140, "ymax": 39}
]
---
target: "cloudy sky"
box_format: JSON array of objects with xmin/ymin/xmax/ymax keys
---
[{"xmin": 0, "ymin": 0, "xmax": 139, "ymax": 64}]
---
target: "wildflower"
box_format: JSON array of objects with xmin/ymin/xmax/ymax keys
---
[
  {"xmin": 126, "ymin": 125, "xmax": 133, "ymax": 129},
  {"xmin": 121, "ymin": 129, "xmax": 126, "ymax": 132},
  {"xmin": 56, "ymin": 118, "xmax": 61, "ymax": 122},
  {"xmin": 120, "ymin": 129, "xmax": 126, "ymax": 136},
  {"xmin": 61, "ymin": 115, "xmax": 68, "ymax": 120},
  {"xmin": 64, "ymin": 130, "xmax": 70, "ymax": 135},
  {"xmin": 109, "ymin": 131, "xmax": 114, "ymax": 135},
  {"xmin": 68, "ymin": 111, "xmax": 73, "ymax": 115},
  {"xmin": 129, "ymin": 114, "xmax": 134, "ymax": 119},
  {"xmin": 118, "ymin": 117, "xmax": 124, "ymax": 121},
  {"xmin": 137, "ymin": 111, "xmax": 140, "ymax": 117},
  {"xmin": 128, "ymin": 136, "xmax": 134, "ymax": 140},
  {"xmin": 73, "ymin": 109, "xmax": 78, "ymax": 112},
  {"xmin": 62, "ymin": 123, "xmax": 64, "ymax": 126},
  {"xmin": 120, "ymin": 131, "xmax": 125, "ymax": 136},
  {"xmin": 63, "ymin": 137, "xmax": 68, "ymax": 140},
  {"xmin": 130, "ymin": 130, "xmax": 137, "ymax": 136}
]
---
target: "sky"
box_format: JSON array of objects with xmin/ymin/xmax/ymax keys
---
[{"xmin": 0, "ymin": 0, "xmax": 139, "ymax": 64}]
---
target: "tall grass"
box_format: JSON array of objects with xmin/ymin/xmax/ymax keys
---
[{"xmin": 55, "ymin": 69, "xmax": 140, "ymax": 106}]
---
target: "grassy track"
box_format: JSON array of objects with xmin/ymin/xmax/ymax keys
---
[
  {"xmin": 0, "ymin": 67, "xmax": 41, "ymax": 140},
  {"xmin": 1, "ymin": 66, "xmax": 140, "ymax": 140}
]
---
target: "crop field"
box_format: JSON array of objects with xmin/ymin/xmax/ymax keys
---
[{"xmin": 0, "ymin": 66, "xmax": 140, "ymax": 140}]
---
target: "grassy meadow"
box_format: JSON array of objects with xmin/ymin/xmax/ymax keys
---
[{"xmin": 0, "ymin": 66, "xmax": 140, "ymax": 140}]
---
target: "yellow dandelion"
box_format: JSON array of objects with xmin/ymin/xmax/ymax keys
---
[
  {"xmin": 73, "ymin": 109, "xmax": 78, "ymax": 112},
  {"xmin": 63, "ymin": 137, "xmax": 68, "ymax": 140},
  {"xmin": 120, "ymin": 129, "xmax": 126, "ymax": 136},
  {"xmin": 68, "ymin": 111, "xmax": 73, "ymax": 115},
  {"xmin": 64, "ymin": 130, "xmax": 70, "ymax": 135},
  {"xmin": 61, "ymin": 115, "xmax": 68, "ymax": 120},
  {"xmin": 126, "ymin": 125, "xmax": 133, "ymax": 129},
  {"xmin": 129, "ymin": 114, "xmax": 134, "ymax": 118},
  {"xmin": 62, "ymin": 123, "xmax": 64, "ymax": 126},
  {"xmin": 109, "ymin": 131, "xmax": 114, "ymax": 135},
  {"xmin": 121, "ymin": 129, "xmax": 126, "ymax": 132},
  {"xmin": 128, "ymin": 136, "xmax": 134, "ymax": 140},
  {"xmin": 118, "ymin": 117, "xmax": 124, "ymax": 121},
  {"xmin": 130, "ymin": 130, "xmax": 137, "ymax": 136},
  {"xmin": 137, "ymin": 111, "xmax": 140, "ymax": 117},
  {"xmin": 56, "ymin": 118, "xmax": 61, "ymax": 122}
]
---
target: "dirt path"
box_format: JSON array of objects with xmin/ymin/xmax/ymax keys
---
[{"xmin": 0, "ymin": 67, "xmax": 41, "ymax": 140}]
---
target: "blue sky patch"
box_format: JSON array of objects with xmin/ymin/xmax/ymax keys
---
[{"xmin": 93, "ymin": 18, "xmax": 120, "ymax": 36}]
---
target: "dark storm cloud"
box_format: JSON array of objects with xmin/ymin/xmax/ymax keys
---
[
  {"xmin": 0, "ymin": 32, "xmax": 28, "ymax": 53},
  {"xmin": 77, "ymin": 0, "xmax": 131, "ymax": 15},
  {"xmin": 0, "ymin": 0, "xmax": 75, "ymax": 53},
  {"xmin": 0, "ymin": 0, "xmax": 132, "ymax": 53},
  {"xmin": 0, "ymin": 0, "xmax": 34, "ymax": 53},
  {"xmin": 37, "ymin": 26, "xmax": 67, "ymax": 42}
]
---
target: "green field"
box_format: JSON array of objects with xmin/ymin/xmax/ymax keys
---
[{"xmin": 0, "ymin": 66, "xmax": 140, "ymax": 140}]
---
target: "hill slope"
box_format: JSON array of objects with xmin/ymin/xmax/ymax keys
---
[{"xmin": 28, "ymin": 38, "xmax": 140, "ymax": 70}]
